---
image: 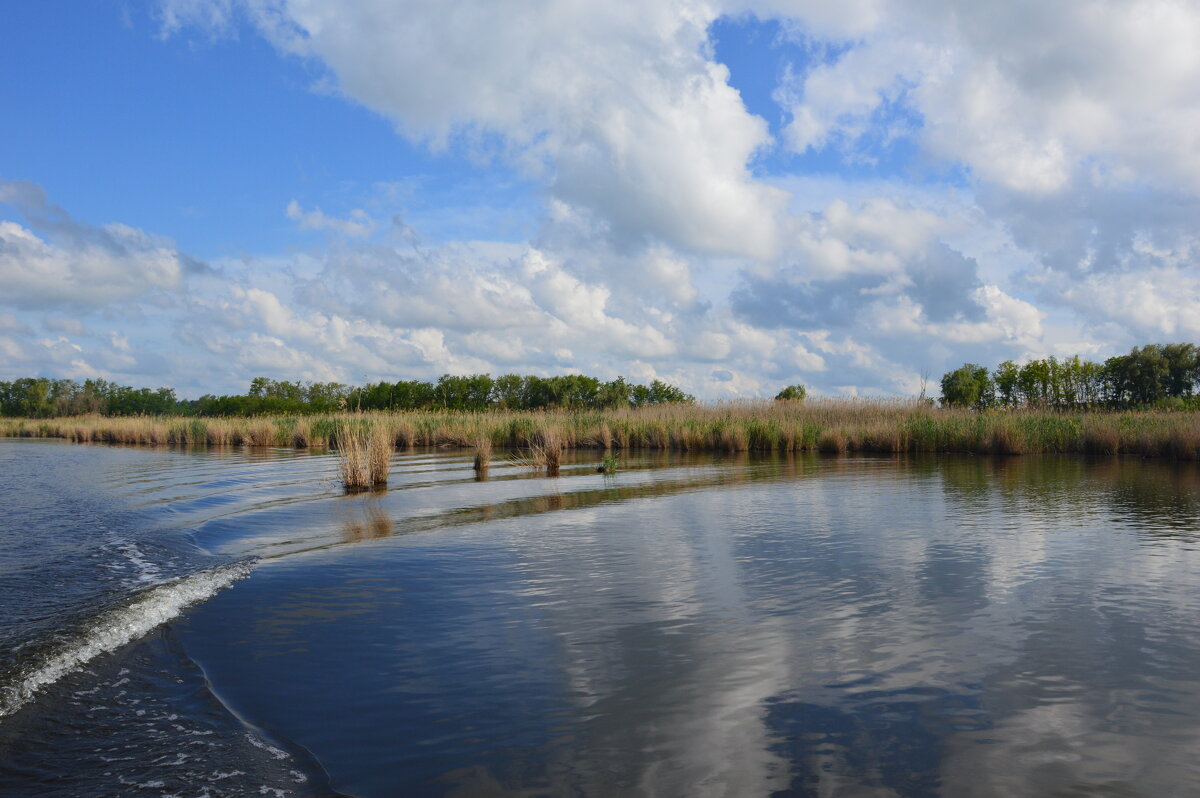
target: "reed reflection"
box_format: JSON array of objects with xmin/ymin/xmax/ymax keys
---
[{"xmin": 341, "ymin": 502, "xmax": 395, "ymax": 544}]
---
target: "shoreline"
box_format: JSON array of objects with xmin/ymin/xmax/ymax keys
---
[{"xmin": 4, "ymin": 402, "xmax": 1200, "ymax": 460}]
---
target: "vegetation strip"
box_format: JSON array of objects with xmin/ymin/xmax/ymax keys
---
[{"xmin": 5, "ymin": 401, "xmax": 1200, "ymax": 459}]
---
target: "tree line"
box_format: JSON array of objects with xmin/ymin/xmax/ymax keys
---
[
  {"xmin": 0, "ymin": 373, "xmax": 696, "ymax": 418},
  {"xmin": 0, "ymin": 378, "xmax": 179, "ymax": 418},
  {"xmin": 940, "ymin": 343, "xmax": 1200, "ymax": 410}
]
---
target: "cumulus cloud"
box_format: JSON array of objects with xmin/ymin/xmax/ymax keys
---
[
  {"xmin": 734, "ymin": 197, "xmax": 988, "ymax": 328},
  {"xmin": 159, "ymin": 0, "xmax": 789, "ymax": 259},
  {"xmin": 0, "ymin": 180, "xmax": 198, "ymax": 309},
  {"xmin": 768, "ymin": 0, "xmax": 1200, "ymax": 354},
  {"xmin": 10, "ymin": 2, "xmax": 1195, "ymax": 396},
  {"xmin": 773, "ymin": 0, "xmax": 1200, "ymax": 195},
  {"xmin": 0, "ymin": 180, "xmax": 1039, "ymax": 397},
  {"xmin": 156, "ymin": 0, "xmax": 1200, "ymax": 386},
  {"xmin": 1043, "ymin": 266, "xmax": 1200, "ymax": 341},
  {"xmin": 0, "ymin": 220, "xmax": 186, "ymax": 309},
  {"xmin": 0, "ymin": 313, "xmax": 30, "ymax": 334},
  {"xmin": 133, "ymin": 224, "xmax": 893, "ymax": 397}
]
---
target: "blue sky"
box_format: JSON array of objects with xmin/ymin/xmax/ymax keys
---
[
  {"xmin": 1, "ymin": 2, "xmax": 540, "ymax": 257},
  {"xmin": 3, "ymin": 1, "xmax": 1198, "ymax": 398}
]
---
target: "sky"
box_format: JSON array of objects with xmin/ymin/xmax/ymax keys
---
[{"xmin": 2, "ymin": 0, "xmax": 1198, "ymax": 399}]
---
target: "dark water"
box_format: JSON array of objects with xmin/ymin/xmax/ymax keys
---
[{"xmin": 2, "ymin": 440, "xmax": 1200, "ymax": 796}]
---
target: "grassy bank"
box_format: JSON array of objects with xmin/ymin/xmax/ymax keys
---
[{"xmin": 5, "ymin": 400, "xmax": 1200, "ymax": 459}]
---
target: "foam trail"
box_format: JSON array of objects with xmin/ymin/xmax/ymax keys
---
[{"xmin": 0, "ymin": 560, "xmax": 253, "ymax": 718}]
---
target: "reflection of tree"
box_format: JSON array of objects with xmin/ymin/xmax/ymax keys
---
[{"xmin": 937, "ymin": 455, "xmax": 1200, "ymax": 538}]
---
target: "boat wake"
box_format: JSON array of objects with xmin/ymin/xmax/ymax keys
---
[{"xmin": 0, "ymin": 560, "xmax": 253, "ymax": 718}]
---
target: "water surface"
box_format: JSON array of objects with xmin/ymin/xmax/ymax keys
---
[{"xmin": 2, "ymin": 440, "xmax": 1199, "ymax": 796}]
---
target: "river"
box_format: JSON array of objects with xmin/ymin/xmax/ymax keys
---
[{"xmin": 1, "ymin": 439, "xmax": 1198, "ymax": 796}]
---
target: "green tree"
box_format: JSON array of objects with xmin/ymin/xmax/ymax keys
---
[
  {"xmin": 596, "ymin": 377, "xmax": 633, "ymax": 409},
  {"xmin": 1017, "ymin": 359, "xmax": 1051, "ymax": 406},
  {"xmin": 19, "ymin": 378, "xmax": 54, "ymax": 418},
  {"xmin": 774, "ymin": 384, "xmax": 807, "ymax": 401},
  {"xmin": 940, "ymin": 364, "xmax": 992, "ymax": 409},
  {"xmin": 490, "ymin": 374, "xmax": 524, "ymax": 409},
  {"xmin": 1161, "ymin": 343, "xmax": 1200, "ymax": 398},
  {"xmin": 992, "ymin": 361, "xmax": 1019, "ymax": 407}
]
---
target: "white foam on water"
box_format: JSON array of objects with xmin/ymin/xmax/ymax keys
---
[
  {"xmin": 115, "ymin": 538, "xmax": 169, "ymax": 584},
  {"xmin": 99, "ymin": 533, "xmax": 177, "ymax": 586},
  {"xmin": 0, "ymin": 560, "xmax": 253, "ymax": 718},
  {"xmin": 247, "ymin": 733, "xmax": 291, "ymax": 760}
]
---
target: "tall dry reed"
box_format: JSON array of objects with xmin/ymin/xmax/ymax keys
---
[
  {"xmin": 472, "ymin": 435, "xmax": 492, "ymax": 475},
  {"xmin": 367, "ymin": 424, "xmax": 391, "ymax": 485},
  {"xmin": 8, "ymin": 401, "xmax": 1200, "ymax": 461},
  {"xmin": 528, "ymin": 425, "xmax": 563, "ymax": 476},
  {"xmin": 337, "ymin": 422, "xmax": 369, "ymax": 490},
  {"xmin": 337, "ymin": 421, "xmax": 392, "ymax": 491}
]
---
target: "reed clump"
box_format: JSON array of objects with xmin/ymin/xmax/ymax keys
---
[
  {"xmin": 1081, "ymin": 420, "xmax": 1120, "ymax": 456},
  {"xmin": 291, "ymin": 419, "xmax": 311, "ymax": 448},
  {"xmin": 247, "ymin": 419, "xmax": 276, "ymax": 447},
  {"xmin": 531, "ymin": 426, "xmax": 563, "ymax": 476},
  {"xmin": 337, "ymin": 421, "xmax": 392, "ymax": 491},
  {"xmin": 989, "ymin": 421, "xmax": 1025, "ymax": 455},
  {"xmin": 817, "ymin": 428, "xmax": 848, "ymax": 454},
  {"xmin": 472, "ymin": 435, "xmax": 492, "ymax": 475},
  {"xmin": 337, "ymin": 422, "xmax": 368, "ymax": 490}
]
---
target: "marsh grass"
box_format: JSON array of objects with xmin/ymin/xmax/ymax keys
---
[
  {"xmin": 1082, "ymin": 420, "xmax": 1120, "ymax": 456},
  {"xmin": 8, "ymin": 400, "xmax": 1200, "ymax": 461},
  {"xmin": 337, "ymin": 422, "xmax": 369, "ymax": 491},
  {"xmin": 337, "ymin": 420, "xmax": 391, "ymax": 491},
  {"xmin": 246, "ymin": 419, "xmax": 276, "ymax": 447},
  {"xmin": 291, "ymin": 419, "xmax": 311, "ymax": 448},
  {"xmin": 817, "ymin": 427, "xmax": 848, "ymax": 454},
  {"xmin": 472, "ymin": 435, "xmax": 492, "ymax": 475},
  {"xmin": 530, "ymin": 426, "xmax": 563, "ymax": 476},
  {"xmin": 367, "ymin": 424, "xmax": 391, "ymax": 485}
]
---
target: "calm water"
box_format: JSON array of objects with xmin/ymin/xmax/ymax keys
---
[{"xmin": 2, "ymin": 440, "xmax": 1200, "ymax": 796}]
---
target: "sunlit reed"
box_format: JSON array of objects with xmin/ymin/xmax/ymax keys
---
[
  {"xmin": 6, "ymin": 401, "xmax": 1200, "ymax": 461},
  {"xmin": 336, "ymin": 421, "xmax": 390, "ymax": 491}
]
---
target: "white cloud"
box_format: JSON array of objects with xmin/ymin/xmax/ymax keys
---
[
  {"xmin": 0, "ymin": 220, "xmax": 185, "ymax": 308},
  {"xmin": 286, "ymin": 200, "xmax": 376, "ymax": 237},
  {"xmin": 2, "ymin": 173, "xmax": 1045, "ymax": 398},
  {"xmin": 11, "ymin": 2, "xmax": 1198, "ymax": 396},
  {"xmin": 773, "ymin": 0, "xmax": 1200, "ymax": 196},
  {"xmin": 970, "ymin": 285, "xmax": 1044, "ymax": 344},
  {"xmin": 0, "ymin": 180, "xmax": 194, "ymax": 310},
  {"xmin": 1051, "ymin": 267, "xmax": 1200, "ymax": 340},
  {"xmin": 161, "ymin": 0, "xmax": 789, "ymax": 259}
]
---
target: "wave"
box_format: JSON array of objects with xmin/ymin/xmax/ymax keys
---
[{"xmin": 0, "ymin": 560, "xmax": 254, "ymax": 718}]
